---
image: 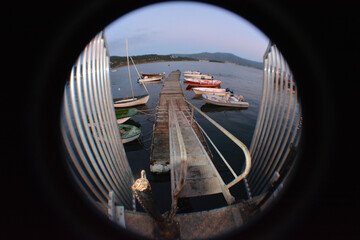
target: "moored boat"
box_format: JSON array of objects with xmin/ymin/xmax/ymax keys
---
[
  {"xmin": 192, "ymin": 87, "xmax": 227, "ymax": 96},
  {"xmin": 184, "ymin": 73, "xmax": 213, "ymax": 79},
  {"xmin": 138, "ymin": 75, "xmax": 162, "ymax": 83},
  {"xmin": 114, "ymin": 94, "xmax": 150, "ymax": 108},
  {"xmin": 118, "ymin": 124, "xmax": 141, "ymax": 143},
  {"xmin": 183, "ymin": 70, "xmax": 213, "ymax": 79},
  {"xmin": 115, "ymin": 108, "xmax": 138, "ymax": 124},
  {"xmin": 140, "ymin": 72, "xmax": 165, "ymax": 78},
  {"xmin": 185, "ymin": 78, "xmax": 221, "ymax": 87},
  {"xmin": 114, "ymin": 40, "xmax": 149, "ymax": 108},
  {"xmin": 202, "ymin": 93, "xmax": 249, "ymax": 108},
  {"xmin": 184, "ymin": 70, "xmax": 200, "ymax": 75}
]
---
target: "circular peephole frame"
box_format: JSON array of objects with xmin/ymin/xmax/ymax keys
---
[{"xmin": 28, "ymin": 1, "xmax": 332, "ymax": 240}]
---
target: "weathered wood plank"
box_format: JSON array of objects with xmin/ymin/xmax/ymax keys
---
[{"xmin": 150, "ymin": 70, "xmax": 235, "ymax": 205}]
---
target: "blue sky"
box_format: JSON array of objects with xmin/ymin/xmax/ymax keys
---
[{"xmin": 105, "ymin": 1, "xmax": 269, "ymax": 62}]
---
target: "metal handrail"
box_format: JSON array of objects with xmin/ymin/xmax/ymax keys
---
[
  {"xmin": 61, "ymin": 31, "xmax": 135, "ymax": 210},
  {"xmin": 168, "ymin": 99, "xmax": 188, "ymax": 217},
  {"xmin": 246, "ymin": 41, "xmax": 301, "ymax": 197},
  {"xmin": 169, "ymin": 99, "xmax": 188, "ymax": 195},
  {"xmin": 185, "ymin": 100, "xmax": 251, "ymax": 189}
]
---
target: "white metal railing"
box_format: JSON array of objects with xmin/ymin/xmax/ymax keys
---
[
  {"xmin": 61, "ymin": 31, "xmax": 135, "ymax": 210},
  {"xmin": 185, "ymin": 100, "xmax": 251, "ymax": 189},
  {"xmin": 246, "ymin": 41, "xmax": 302, "ymax": 198},
  {"xmin": 169, "ymin": 99, "xmax": 188, "ymax": 215}
]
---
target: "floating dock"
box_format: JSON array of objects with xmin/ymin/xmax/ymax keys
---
[{"xmin": 150, "ymin": 70, "xmax": 234, "ymax": 204}]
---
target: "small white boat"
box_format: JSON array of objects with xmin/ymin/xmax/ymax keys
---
[
  {"xmin": 184, "ymin": 70, "xmax": 200, "ymax": 75},
  {"xmin": 183, "ymin": 70, "xmax": 213, "ymax": 79},
  {"xmin": 192, "ymin": 87, "xmax": 227, "ymax": 96},
  {"xmin": 114, "ymin": 40, "xmax": 150, "ymax": 108},
  {"xmin": 114, "ymin": 94, "xmax": 149, "ymax": 108},
  {"xmin": 138, "ymin": 75, "xmax": 162, "ymax": 83},
  {"xmin": 202, "ymin": 93, "xmax": 249, "ymax": 108},
  {"xmin": 184, "ymin": 73, "xmax": 213, "ymax": 79}
]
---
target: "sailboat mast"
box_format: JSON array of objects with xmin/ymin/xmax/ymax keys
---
[
  {"xmin": 130, "ymin": 56, "xmax": 142, "ymax": 79},
  {"xmin": 126, "ymin": 39, "xmax": 135, "ymax": 98}
]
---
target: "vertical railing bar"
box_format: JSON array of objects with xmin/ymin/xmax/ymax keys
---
[
  {"xmin": 270, "ymin": 76, "xmax": 300, "ymax": 173},
  {"xmin": 250, "ymin": 46, "xmax": 281, "ymax": 184},
  {"xmin": 93, "ymin": 35, "xmax": 126, "ymax": 191},
  {"xmin": 100, "ymin": 39, "xmax": 134, "ymax": 206},
  {"xmin": 248, "ymin": 45, "xmax": 276, "ymax": 184},
  {"xmin": 89, "ymin": 34, "xmax": 122, "ymax": 189},
  {"xmin": 77, "ymin": 43, "xmax": 114, "ymax": 195},
  {"xmin": 97, "ymin": 37, "xmax": 133, "ymax": 207},
  {"xmin": 250, "ymin": 47, "xmax": 285, "ymax": 190},
  {"xmin": 61, "ymin": 31, "xmax": 135, "ymax": 210},
  {"xmin": 101, "ymin": 43, "xmax": 133, "ymax": 191},
  {"xmin": 257, "ymin": 49, "xmax": 288, "ymax": 181},
  {"xmin": 84, "ymin": 35, "xmax": 126, "ymax": 205},
  {"xmin": 62, "ymin": 81, "xmax": 108, "ymax": 205},
  {"xmin": 248, "ymin": 56, "xmax": 271, "ymax": 182},
  {"xmin": 69, "ymin": 56, "xmax": 109, "ymax": 199},
  {"xmin": 249, "ymin": 43, "xmax": 272, "ymax": 156},
  {"xmin": 253, "ymin": 67, "xmax": 298, "ymax": 195},
  {"xmin": 249, "ymin": 56, "xmax": 269, "ymax": 154}
]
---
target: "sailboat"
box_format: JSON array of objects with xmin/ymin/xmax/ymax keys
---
[
  {"xmin": 129, "ymin": 57, "xmax": 163, "ymax": 83},
  {"xmin": 113, "ymin": 40, "xmax": 150, "ymax": 108}
]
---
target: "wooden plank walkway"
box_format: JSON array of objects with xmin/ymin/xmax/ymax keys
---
[{"xmin": 150, "ymin": 70, "xmax": 235, "ymax": 204}]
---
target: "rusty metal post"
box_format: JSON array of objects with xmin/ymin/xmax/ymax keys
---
[
  {"xmin": 131, "ymin": 170, "xmax": 180, "ymax": 239},
  {"xmin": 131, "ymin": 170, "xmax": 164, "ymax": 222}
]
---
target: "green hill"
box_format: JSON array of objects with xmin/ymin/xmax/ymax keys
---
[
  {"xmin": 110, "ymin": 54, "xmax": 195, "ymax": 68},
  {"xmin": 110, "ymin": 52, "xmax": 263, "ymax": 69},
  {"xmin": 172, "ymin": 52, "xmax": 263, "ymax": 69}
]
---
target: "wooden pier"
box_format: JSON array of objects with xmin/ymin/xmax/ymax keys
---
[{"xmin": 150, "ymin": 70, "xmax": 235, "ymax": 204}]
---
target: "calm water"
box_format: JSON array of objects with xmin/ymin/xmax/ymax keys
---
[{"xmin": 110, "ymin": 61, "xmax": 263, "ymax": 213}]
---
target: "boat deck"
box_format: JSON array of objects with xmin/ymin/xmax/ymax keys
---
[{"xmin": 150, "ymin": 70, "xmax": 235, "ymax": 203}]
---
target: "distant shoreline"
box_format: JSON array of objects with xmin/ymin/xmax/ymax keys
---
[
  {"xmin": 110, "ymin": 52, "xmax": 263, "ymax": 70},
  {"xmin": 110, "ymin": 59, "xmax": 261, "ymax": 70},
  {"xmin": 111, "ymin": 59, "xmax": 199, "ymax": 69}
]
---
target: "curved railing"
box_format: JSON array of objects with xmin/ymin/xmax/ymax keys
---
[
  {"xmin": 185, "ymin": 100, "xmax": 251, "ymax": 189},
  {"xmin": 60, "ymin": 31, "xmax": 135, "ymax": 210}
]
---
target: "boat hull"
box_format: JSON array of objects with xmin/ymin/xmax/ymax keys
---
[
  {"xmin": 116, "ymin": 117, "xmax": 131, "ymax": 124},
  {"xmin": 193, "ymin": 87, "xmax": 226, "ymax": 95},
  {"xmin": 202, "ymin": 94, "xmax": 249, "ymax": 108},
  {"xmin": 185, "ymin": 79, "xmax": 221, "ymax": 87},
  {"xmin": 121, "ymin": 134, "xmax": 140, "ymax": 143},
  {"xmin": 114, "ymin": 95, "xmax": 149, "ymax": 108},
  {"xmin": 118, "ymin": 124, "xmax": 141, "ymax": 143},
  {"xmin": 138, "ymin": 76, "xmax": 162, "ymax": 83},
  {"xmin": 183, "ymin": 74, "xmax": 213, "ymax": 79},
  {"xmin": 141, "ymin": 73, "xmax": 165, "ymax": 77}
]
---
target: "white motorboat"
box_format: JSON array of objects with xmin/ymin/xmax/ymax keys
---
[
  {"xmin": 192, "ymin": 87, "xmax": 227, "ymax": 96},
  {"xmin": 184, "ymin": 70, "xmax": 200, "ymax": 75},
  {"xmin": 184, "ymin": 73, "xmax": 213, "ymax": 79},
  {"xmin": 202, "ymin": 93, "xmax": 249, "ymax": 108},
  {"xmin": 183, "ymin": 70, "xmax": 213, "ymax": 79}
]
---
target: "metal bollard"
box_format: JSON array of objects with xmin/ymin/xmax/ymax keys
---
[{"xmin": 131, "ymin": 170, "xmax": 164, "ymax": 222}]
